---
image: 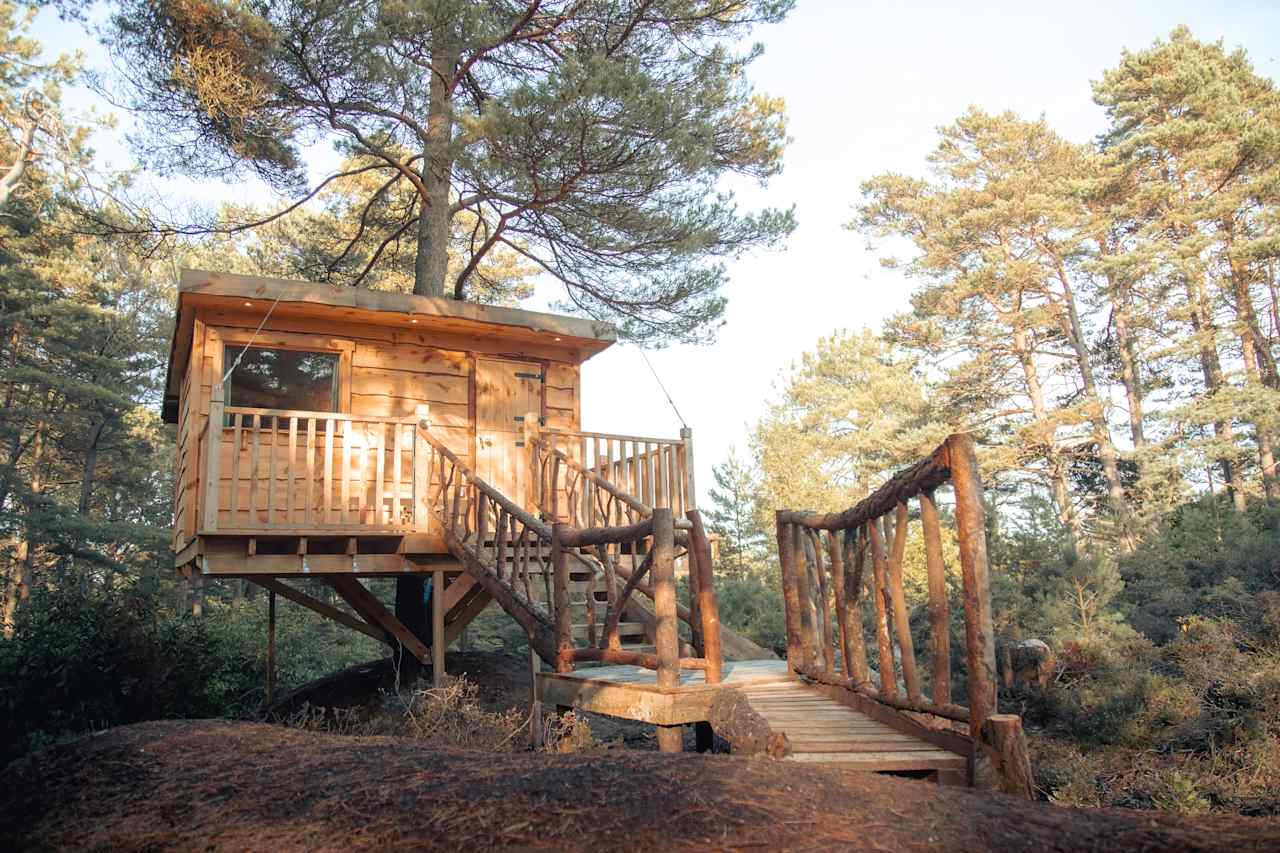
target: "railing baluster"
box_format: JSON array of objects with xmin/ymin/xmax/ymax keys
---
[
  {"xmin": 323, "ymin": 417, "xmax": 335, "ymax": 526},
  {"xmin": 868, "ymin": 516, "xmax": 898, "ymax": 701},
  {"xmin": 918, "ymin": 488, "xmax": 951, "ymax": 706},
  {"xmin": 265, "ymin": 416, "xmax": 276, "ymax": 526},
  {"xmin": 887, "ymin": 501, "xmax": 922, "ymax": 701},
  {"xmin": 809, "ymin": 528, "xmax": 834, "ymax": 675},
  {"xmin": 305, "ymin": 418, "xmax": 316, "ymax": 525},
  {"xmin": 287, "ymin": 417, "xmax": 298, "ymax": 526},
  {"xmin": 229, "ymin": 413, "xmax": 242, "ymax": 525},
  {"xmin": 374, "ymin": 423, "xmax": 385, "ymax": 526},
  {"xmin": 248, "ymin": 414, "xmax": 262, "ymax": 526}
]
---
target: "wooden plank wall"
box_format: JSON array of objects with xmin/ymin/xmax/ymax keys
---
[{"xmin": 177, "ymin": 307, "xmax": 583, "ymax": 546}]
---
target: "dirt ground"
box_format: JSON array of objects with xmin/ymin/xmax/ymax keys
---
[{"xmin": 5, "ymin": 719, "xmax": 1280, "ymax": 852}]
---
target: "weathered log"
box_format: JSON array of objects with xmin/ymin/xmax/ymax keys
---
[
  {"xmin": 948, "ymin": 433, "xmax": 997, "ymax": 740},
  {"xmin": 886, "ymin": 501, "xmax": 921, "ymax": 701},
  {"xmin": 706, "ymin": 689, "xmax": 791, "ymax": 759},
  {"xmin": 867, "ymin": 517, "xmax": 898, "ymax": 701},
  {"xmin": 551, "ymin": 522, "xmax": 574, "ymax": 674},
  {"xmin": 777, "ymin": 452, "xmax": 951, "ymax": 531},
  {"xmin": 919, "ymin": 488, "xmax": 952, "ymax": 706},
  {"xmin": 792, "ymin": 522, "xmax": 818, "ymax": 669},
  {"xmin": 776, "ymin": 516, "xmax": 803, "ymax": 670},
  {"xmin": 798, "ymin": 664, "xmax": 971, "ymax": 723},
  {"xmin": 808, "ymin": 528, "xmax": 834, "ymax": 674},
  {"xmin": 651, "ymin": 508, "xmax": 681, "ymax": 753},
  {"xmin": 982, "ymin": 714, "xmax": 1034, "ymax": 799},
  {"xmin": 687, "ymin": 510, "xmax": 723, "ymax": 684},
  {"xmin": 557, "ymin": 517, "xmax": 654, "ymax": 548}
]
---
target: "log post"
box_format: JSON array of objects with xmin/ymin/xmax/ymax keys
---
[
  {"xmin": 266, "ymin": 588, "xmax": 276, "ymax": 706},
  {"xmin": 886, "ymin": 501, "xmax": 922, "ymax": 701},
  {"xmin": 202, "ymin": 384, "xmax": 225, "ymax": 532},
  {"xmin": 983, "ymin": 714, "xmax": 1034, "ymax": 799},
  {"xmin": 687, "ymin": 510, "xmax": 723, "ymax": 684},
  {"xmin": 809, "ymin": 529, "xmax": 834, "ymax": 675},
  {"xmin": 680, "ymin": 426, "xmax": 696, "ymax": 510},
  {"xmin": 432, "ymin": 569, "xmax": 446, "ymax": 687},
  {"xmin": 919, "ymin": 488, "xmax": 952, "ymax": 706},
  {"xmin": 948, "ymin": 433, "xmax": 997, "ymax": 741},
  {"xmin": 792, "ymin": 523, "xmax": 818, "ymax": 669},
  {"xmin": 651, "ymin": 507, "xmax": 682, "ymax": 753},
  {"xmin": 551, "ymin": 522, "xmax": 574, "ymax": 673},
  {"xmin": 522, "ymin": 410, "xmax": 539, "ymax": 512},
  {"xmin": 776, "ymin": 515, "xmax": 803, "ymax": 672},
  {"xmin": 844, "ymin": 525, "xmax": 872, "ymax": 685},
  {"xmin": 529, "ymin": 640, "xmax": 543, "ymax": 749},
  {"xmin": 413, "ymin": 405, "xmax": 430, "ymax": 531},
  {"xmin": 868, "ymin": 517, "xmax": 897, "ymax": 700},
  {"xmin": 827, "ymin": 530, "xmax": 852, "ymax": 681}
]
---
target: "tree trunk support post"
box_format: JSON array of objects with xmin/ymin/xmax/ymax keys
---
[
  {"xmin": 529, "ymin": 639, "xmax": 543, "ymax": 749},
  {"xmin": 776, "ymin": 515, "xmax": 803, "ymax": 671},
  {"xmin": 947, "ymin": 433, "xmax": 998, "ymax": 743},
  {"xmin": 266, "ymin": 589, "xmax": 276, "ymax": 706},
  {"xmin": 687, "ymin": 509, "xmax": 723, "ymax": 684},
  {"xmin": 551, "ymin": 522, "xmax": 574, "ymax": 674},
  {"xmin": 680, "ymin": 426, "xmax": 696, "ymax": 511},
  {"xmin": 651, "ymin": 507, "xmax": 682, "ymax": 753},
  {"xmin": 432, "ymin": 569, "xmax": 446, "ymax": 687}
]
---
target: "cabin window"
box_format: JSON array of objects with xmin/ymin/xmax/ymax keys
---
[{"xmin": 224, "ymin": 345, "xmax": 340, "ymax": 418}]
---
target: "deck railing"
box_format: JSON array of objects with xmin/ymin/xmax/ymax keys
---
[
  {"xmin": 534, "ymin": 427, "xmax": 694, "ymax": 520},
  {"xmin": 776, "ymin": 433, "xmax": 1032, "ymax": 796},
  {"xmin": 200, "ymin": 386, "xmax": 426, "ymax": 534}
]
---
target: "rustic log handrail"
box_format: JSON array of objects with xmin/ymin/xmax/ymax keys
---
[
  {"xmin": 774, "ymin": 433, "xmax": 1025, "ymax": 793},
  {"xmin": 417, "ymin": 422, "xmax": 722, "ymax": 684}
]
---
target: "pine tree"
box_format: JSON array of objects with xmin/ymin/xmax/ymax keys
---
[
  {"xmin": 104, "ymin": 0, "xmax": 797, "ymax": 343},
  {"xmin": 704, "ymin": 448, "xmax": 768, "ymax": 577}
]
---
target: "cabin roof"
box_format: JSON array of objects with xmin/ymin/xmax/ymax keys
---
[{"xmin": 161, "ymin": 269, "xmax": 617, "ymax": 423}]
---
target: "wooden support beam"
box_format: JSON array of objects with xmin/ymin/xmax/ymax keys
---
[
  {"xmin": 432, "ymin": 569, "xmax": 446, "ymax": 686},
  {"xmin": 247, "ymin": 577, "xmax": 388, "ymax": 644},
  {"xmin": 919, "ymin": 488, "xmax": 952, "ymax": 706},
  {"xmin": 886, "ymin": 501, "xmax": 921, "ymax": 701},
  {"xmin": 651, "ymin": 507, "xmax": 682, "ymax": 754},
  {"xmin": 266, "ymin": 590, "xmax": 276, "ymax": 706},
  {"xmin": 328, "ymin": 575, "xmax": 431, "ymax": 664}
]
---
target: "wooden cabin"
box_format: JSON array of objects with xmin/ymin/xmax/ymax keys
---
[
  {"xmin": 165, "ymin": 268, "xmax": 622, "ymax": 567},
  {"xmin": 164, "ymin": 268, "xmax": 701, "ymax": 672}
]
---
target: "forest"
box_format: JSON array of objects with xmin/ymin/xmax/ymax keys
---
[{"xmin": 0, "ymin": 0, "xmax": 1278, "ymax": 827}]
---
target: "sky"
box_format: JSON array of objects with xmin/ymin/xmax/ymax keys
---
[{"xmin": 32, "ymin": 0, "xmax": 1280, "ymax": 507}]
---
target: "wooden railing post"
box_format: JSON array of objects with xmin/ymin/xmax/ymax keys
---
[
  {"xmin": 651, "ymin": 507, "xmax": 682, "ymax": 752},
  {"xmin": 679, "ymin": 426, "xmax": 696, "ymax": 511},
  {"xmin": 776, "ymin": 514, "xmax": 803, "ymax": 672},
  {"xmin": 919, "ymin": 488, "xmax": 952, "ymax": 706},
  {"xmin": 687, "ymin": 510, "xmax": 722, "ymax": 684},
  {"xmin": 947, "ymin": 433, "xmax": 997, "ymax": 741},
  {"xmin": 551, "ymin": 521, "xmax": 573, "ymax": 673},
  {"xmin": 414, "ymin": 405, "xmax": 431, "ymax": 532},
  {"xmin": 202, "ymin": 384, "xmax": 225, "ymax": 533},
  {"xmin": 522, "ymin": 410, "xmax": 539, "ymax": 513}
]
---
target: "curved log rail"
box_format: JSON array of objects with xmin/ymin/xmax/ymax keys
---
[
  {"xmin": 775, "ymin": 433, "xmax": 1030, "ymax": 796},
  {"xmin": 418, "ymin": 424, "xmax": 722, "ymax": 684}
]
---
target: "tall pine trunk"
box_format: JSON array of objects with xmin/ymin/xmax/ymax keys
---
[
  {"xmin": 1224, "ymin": 238, "xmax": 1278, "ymax": 500},
  {"xmin": 413, "ymin": 42, "xmax": 458, "ymax": 299},
  {"xmin": 1012, "ymin": 326, "xmax": 1081, "ymax": 549},
  {"xmin": 1052, "ymin": 259, "xmax": 1132, "ymax": 546},
  {"xmin": 1183, "ymin": 275, "xmax": 1246, "ymax": 511},
  {"xmin": 2, "ymin": 419, "xmax": 44, "ymax": 638}
]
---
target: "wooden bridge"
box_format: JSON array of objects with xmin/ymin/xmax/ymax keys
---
[{"xmin": 426, "ymin": 427, "xmax": 1031, "ymax": 794}]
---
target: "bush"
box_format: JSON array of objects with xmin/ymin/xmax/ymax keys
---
[{"xmin": 0, "ymin": 582, "xmax": 385, "ymax": 762}]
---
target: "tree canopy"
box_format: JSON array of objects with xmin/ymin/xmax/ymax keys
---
[{"xmin": 104, "ymin": 0, "xmax": 797, "ymax": 343}]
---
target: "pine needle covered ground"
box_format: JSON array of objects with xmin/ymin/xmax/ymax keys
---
[{"xmin": 4, "ymin": 720, "xmax": 1280, "ymax": 852}]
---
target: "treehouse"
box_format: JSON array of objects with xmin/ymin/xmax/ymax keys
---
[{"xmin": 163, "ymin": 269, "xmax": 699, "ymax": 674}]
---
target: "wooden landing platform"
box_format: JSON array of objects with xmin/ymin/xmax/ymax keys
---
[{"xmin": 536, "ymin": 660, "xmax": 967, "ymax": 776}]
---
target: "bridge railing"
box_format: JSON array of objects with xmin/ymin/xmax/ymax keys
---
[{"xmin": 776, "ymin": 433, "xmax": 1032, "ymax": 795}]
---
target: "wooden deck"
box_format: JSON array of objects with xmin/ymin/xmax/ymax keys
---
[{"xmin": 536, "ymin": 660, "xmax": 967, "ymax": 776}]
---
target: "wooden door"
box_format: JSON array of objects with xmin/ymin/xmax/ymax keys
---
[{"xmin": 475, "ymin": 358, "xmax": 542, "ymax": 506}]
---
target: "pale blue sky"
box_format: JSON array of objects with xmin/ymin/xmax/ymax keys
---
[{"xmin": 34, "ymin": 1, "xmax": 1280, "ymax": 505}]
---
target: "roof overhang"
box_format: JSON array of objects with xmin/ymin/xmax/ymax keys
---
[{"xmin": 161, "ymin": 269, "xmax": 618, "ymax": 423}]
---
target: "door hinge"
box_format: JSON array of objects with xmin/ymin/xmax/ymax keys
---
[
  {"xmin": 514, "ymin": 371, "xmax": 545, "ymax": 381},
  {"xmin": 515, "ymin": 441, "xmax": 525, "ymax": 447},
  {"xmin": 513, "ymin": 415, "xmax": 525, "ymax": 422},
  {"xmin": 539, "ymin": 416, "xmax": 546, "ymax": 427}
]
